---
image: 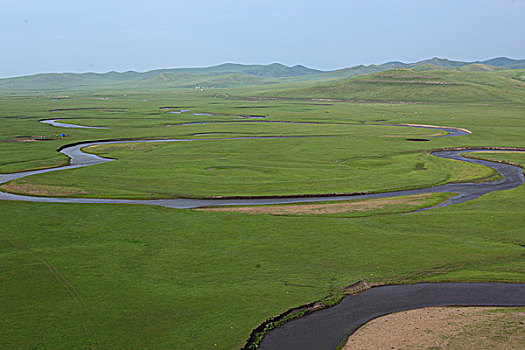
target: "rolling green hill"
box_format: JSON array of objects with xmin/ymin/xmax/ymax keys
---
[
  {"xmin": 317, "ymin": 57, "xmax": 525, "ymax": 78},
  {"xmin": 0, "ymin": 63, "xmax": 320, "ymax": 92},
  {"xmin": 497, "ymin": 69, "xmax": 525, "ymax": 83},
  {"xmin": 255, "ymin": 68, "xmax": 525, "ymax": 103},
  {"xmin": 156, "ymin": 62, "xmax": 321, "ymax": 77},
  {"xmin": 110, "ymin": 72, "xmax": 279, "ymax": 89},
  {"xmin": 1, "ymin": 57, "xmax": 525, "ymax": 92},
  {"xmin": 456, "ymin": 63, "xmax": 503, "ymax": 72},
  {"xmin": 480, "ymin": 57, "xmax": 525, "ymax": 69}
]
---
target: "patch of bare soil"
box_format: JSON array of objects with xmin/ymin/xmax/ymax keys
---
[
  {"xmin": 49, "ymin": 108, "xmax": 128, "ymax": 112},
  {"xmin": 196, "ymin": 193, "xmax": 435, "ymax": 215},
  {"xmin": 381, "ymin": 130, "xmax": 446, "ymax": 138},
  {"xmin": 86, "ymin": 143, "xmax": 157, "ymax": 152},
  {"xmin": 399, "ymin": 123, "xmax": 472, "ymax": 134},
  {"xmin": 1, "ymin": 181, "xmax": 89, "ymax": 196},
  {"xmin": 0, "ymin": 136, "xmax": 55, "ymax": 143},
  {"xmin": 360, "ymin": 79, "xmax": 458, "ymax": 85},
  {"xmin": 471, "ymin": 150, "xmax": 524, "ymax": 154},
  {"xmin": 234, "ymin": 106, "xmax": 272, "ymax": 108},
  {"xmin": 343, "ymin": 306, "xmax": 525, "ymax": 350}
]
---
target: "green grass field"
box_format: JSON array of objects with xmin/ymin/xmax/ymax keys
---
[
  {"xmin": 0, "ymin": 69, "xmax": 524, "ymax": 349},
  {"xmin": 2, "ymin": 132, "xmax": 497, "ymax": 199}
]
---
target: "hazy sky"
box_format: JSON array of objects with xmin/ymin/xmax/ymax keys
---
[{"xmin": 1, "ymin": 0, "xmax": 524, "ymax": 77}]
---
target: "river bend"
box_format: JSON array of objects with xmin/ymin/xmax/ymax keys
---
[{"xmin": 0, "ymin": 125, "xmax": 523, "ymax": 209}]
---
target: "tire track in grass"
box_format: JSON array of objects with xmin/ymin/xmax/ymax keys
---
[{"xmin": 4, "ymin": 236, "xmax": 101, "ymax": 349}]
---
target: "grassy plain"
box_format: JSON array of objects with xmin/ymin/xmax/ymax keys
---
[
  {"xmin": 0, "ymin": 76, "xmax": 524, "ymax": 349},
  {"xmin": 2, "ymin": 134, "xmax": 496, "ymax": 199}
]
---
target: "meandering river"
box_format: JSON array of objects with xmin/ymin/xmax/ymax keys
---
[
  {"xmin": 1, "ymin": 124, "xmax": 523, "ymax": 209},
  {"xmin": 3, "ymin": 119, "xmax": 524, "ymax": 349}
]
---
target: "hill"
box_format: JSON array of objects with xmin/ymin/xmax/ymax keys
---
[
  {"xmin": 156, "ymin": 63, "xmax": 321, "ymax": 78},
  {"xmin": 1, "ymin": 57, "xmax": 525, "ymax": 92},
  {"xmin": 319, "ymin": 57, "xmax": 525, "ymax": 78},
  {"xmin": 456, "ymin": 63, "xmax": 503, "ymax": 72},
  {"xmin": 111, "ymin": 72, "xmax": 279, "ymax": 89},
  {"xmin": 0, "ymin": 63, "xmax": 320, "ymax": 92},
  {"xmin": 479, "ymin": 57, "xmax": 525, "ymax": 69},
  {"xmin": 256, "ymin": 68, "xmax": 525, "ymax": 103}
]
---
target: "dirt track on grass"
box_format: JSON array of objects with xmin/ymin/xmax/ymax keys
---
[{"xmin": 5, "ymin": 237, "xmax": 101, "ymax": 349}]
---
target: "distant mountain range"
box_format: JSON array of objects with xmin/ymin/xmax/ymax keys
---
[
  {"xmin": 1, "ymin": 57, "xmax": 524, "ymax": 92},
  {"xmin": 322, "ymin": 57, "xmax": 525, "ymax": 78}
]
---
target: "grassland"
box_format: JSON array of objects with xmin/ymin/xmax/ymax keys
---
[
  {"xmin": 0, "ymin": 69, "xmax": 524, "ymax": 349},
  {"xmin": 1, "ymin": 180, "xmax": 524, "ymax": 349},
  {"xmin": 1, "ymin": 133, "xmax": 496, "ymax": 199}
]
